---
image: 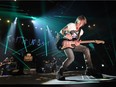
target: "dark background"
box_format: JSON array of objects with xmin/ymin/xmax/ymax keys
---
[{"xmin": 0, "ymin": 0, "xmax": 116, "ymax": 75}]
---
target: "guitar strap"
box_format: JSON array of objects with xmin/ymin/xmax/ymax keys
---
[{"xmin": 76, "ymin": 29, "xmax": 81, "ymax": 40}]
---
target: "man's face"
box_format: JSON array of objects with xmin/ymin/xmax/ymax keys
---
[
  {"xmin": 76, "ymin": 20, "xmax": 86, "ymax": 28},
  {"xmin": 79, "ymin": 20, "xmax": 86, "ymax": 27}
]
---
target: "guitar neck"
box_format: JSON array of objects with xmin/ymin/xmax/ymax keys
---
[{"xmin": 80, "ymin": 40, "xmax": 96, "ymax": 44}]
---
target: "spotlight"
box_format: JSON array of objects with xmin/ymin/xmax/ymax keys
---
[
  {"xmin": 40, "ymin": 28, "xmax": 43, "ymax": 30},
  {"xmin": 101, "ymin": 64, "xmax": 104, "ymax": 67},
  {"xmin": 76, "ymin": 67, "xmax": 78, "ymax": 69},
  {"xmin": 28, "ymin": 25, "xmax": 30, "ymax": 27},
  {"xmin": 21, "ymin": 23, "xmax": 24, "ymax": 26},
  {"xmin": 35, "ymin": 27, "xmax": 37, "ymax": 29},
  {"xmin": 93, "ymin": 24, "xmax": 96, "ymax": 26},
  {"xmin": 31, "ymin": 20, "xmax": 35, "ymax": 23},
  {"xmin": 88, "ymin": 25, "xmax": 91, "ymax": 28},
  {"xmin": 14, "ymin": 17, "xmax": 17, "ymax": 24},
  {"xmin": 7, "ymin": 20, "xmax": 10, "ymax": 23}
]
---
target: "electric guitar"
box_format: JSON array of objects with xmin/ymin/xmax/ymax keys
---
[{"xmin": 56, "ymin": 39, "xmax": 105, "ymax": 50}]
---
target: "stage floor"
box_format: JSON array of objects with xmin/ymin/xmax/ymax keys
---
[{"xmin": 0, "ymin": 71, "xmax": 116, "ymax": 86}]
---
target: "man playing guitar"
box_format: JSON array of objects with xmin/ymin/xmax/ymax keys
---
[{"xmin": 56, "ymin": 15, "xmax": 104, "ymax": 80}]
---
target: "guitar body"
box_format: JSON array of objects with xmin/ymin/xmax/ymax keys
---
[
  {"xmin": 56, "ymin": 38, "xmax": 65, "ymax": 50},
  {"xmin": 56, "ymin": 39, "xmax": 76, "ymax": 50}
]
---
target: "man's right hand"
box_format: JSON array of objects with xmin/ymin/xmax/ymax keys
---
[{"xmin": 64, "ymin": 34, "xmax": 72, "ymax": 40}]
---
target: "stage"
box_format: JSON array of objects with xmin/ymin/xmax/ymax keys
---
[{"xmin": 0, "ymin": 71, "xmax": 116, "ymax": 87}]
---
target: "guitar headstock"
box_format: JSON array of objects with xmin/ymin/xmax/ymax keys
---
[{"xmin": 95, "ymin": 40, "xmax": 105, "ymax": 44}]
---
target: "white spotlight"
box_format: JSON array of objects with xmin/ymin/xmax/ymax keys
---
[
  {"xmin": 101, "ymin": 64, "xmax": 104, "ymax": 67},
  {"xmin": 14, "ymin": 17, "xmax": 17, "ymax": 24},
  {"xmin": 21, "ymin": 23, "xmax": 24, "ymax": 26},
  {"xmin": 40, "ymin": 28, "xmax": 43, "ymax": 30},
  {"xmin": 28, "ymin": 25, "xmax": 30, "ymax": 27},
  {"xmin": 31, "ymin": 20, "xmax": 35, "ymax": 23},
  {"xmin": 93, "ymin": 24, "xmax": 96, "ymax": 26}
]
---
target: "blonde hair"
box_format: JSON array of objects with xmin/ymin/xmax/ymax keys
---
[{"xmin": 75, "ymin": 15, "xmax": 87, "ymax": 24}]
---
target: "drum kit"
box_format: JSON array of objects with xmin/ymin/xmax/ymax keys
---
[
  {"xmin": 0, "ymin": 57, "xmax": 17, "ymax": 75},
  {"xmin": 42, "ymin": 59, "xmax": 57, "ymax": 73}
]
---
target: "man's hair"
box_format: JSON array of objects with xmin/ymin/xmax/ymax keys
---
[{"xmin": 75, "ymin": 15, "xmax": 87, "ymax": 24}]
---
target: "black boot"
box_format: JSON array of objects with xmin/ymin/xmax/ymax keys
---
[
  {"xmin": 85, "ymin": 61, "xmax": 103, "ymax": 78},
  {"xmin": 86, "ymin": 68, "xmax": 103, "ymax": 78},
  {"xmin": 56, "ymin": 67, "xmax": 65, "ymax": 80}
]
